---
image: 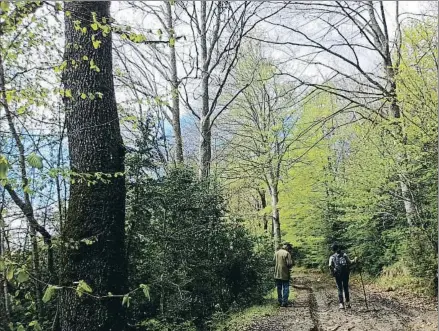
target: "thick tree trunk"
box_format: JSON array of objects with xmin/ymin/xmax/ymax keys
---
[
  {"xmin": 165, "ymin": 1, "xmax": 184, "ymax": 164},
  {"xmin": 270, "ymin": 186, "xmax": 281, "ymax": 249},
  {"xmin": 61, "ymin": 2, "xmax": 127, "ymax": 330}
]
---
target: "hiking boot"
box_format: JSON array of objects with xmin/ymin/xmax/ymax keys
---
[
  {"xmin": 339, "ymin": 303, "xmax": 345, "ymax": 309},
  {"xmin": 345, "ymin": 302, "xmax": 351, "ymax": 309}
]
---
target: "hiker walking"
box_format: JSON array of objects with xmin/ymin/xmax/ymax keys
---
[
  {"xmin": 329, "ymin": 243, "xmax": 357, "ymax": 309},
  {"xmin": 274, "ymin": 242, "xmax": 293, "ymax": 307}
]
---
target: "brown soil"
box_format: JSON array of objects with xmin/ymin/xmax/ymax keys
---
[{"xmin": 244, "ymin": 274, "xmax": 437, "ymax": 331}]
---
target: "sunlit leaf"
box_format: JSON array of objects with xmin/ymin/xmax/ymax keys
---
[
  {"xmin": 42, "ymin": 285, "xmax": 56, "ymax": 303},
  {"xmin": 26, "ymin": 153, "xmax": 43, "ymax": 170},
  {"xmin": 17, "ymin": 270, "xmax": 29, "ymax": 283}
]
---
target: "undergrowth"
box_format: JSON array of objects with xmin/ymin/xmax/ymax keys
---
[{"xmin": 209, "ymin": 287, "xmax": 296, "ymax": 331}]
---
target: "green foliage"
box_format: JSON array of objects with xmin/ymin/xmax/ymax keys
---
[
  {"xmin": 276, "ymin": 19, "xmax": 437, "ymax": 294},
  {"xmin": 26, "ymin": 153, "xmax": 43, "ymax": 170},
  {"xmin": 42, "ymin": 285, "xmax": 57, "ymax": 303},
  {"xmin": 125, "ymin": 162, "xmax": 273, "ymax": 328}
]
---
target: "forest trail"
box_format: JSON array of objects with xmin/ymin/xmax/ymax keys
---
[{"xmin": 244, "ymin": 274, "xmax": 438, "ymax": 331}]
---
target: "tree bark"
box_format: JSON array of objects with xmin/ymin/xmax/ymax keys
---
[
  {"xmin": 0, "ymin": 215, "xmax": 10, "ymax": 329},
  {"xmin": 270, "ymin": 185, "xmax": 281, "ymax": 249},
  {"xmin": 198, "ymin": 1, "xmax": 212, "ymax": 179},
  {"xmin": 61, "ymin": 2, "xmax": 127, "ymax": 330},
  {"xmin": 199, "ymin": 116, "xmax": 211, "ymax": 179},
  {"xmin": 165, "ymin": 1, "xmax": 184, "ymax": 164},
  {"xmin": 257, "ymin": 189, "xmax": 268, "ymax": 232},
  {"xmin": 30, "ymin": 225, "xmax": 43, "ymax": 321}
]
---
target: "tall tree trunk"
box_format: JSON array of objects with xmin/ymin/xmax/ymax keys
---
[
  {"xmin": 30, "ymin": 226, "xmax": 43, "ymax": 321},
  {"xmin": 368, "ymin": 1, "xmax": 416, "ymax": 227},
  {"xmin": 165, "ymin": 1, "xmax": 184, "ymax": 164},
  {"xmin": 61, "ymin": 2, "xmax": 127, "ymax": 330},
  {"xmin": 0, "ymin": 215, "xmax": 10, "ymax": 329},
  {"xmin": 270, "ymin": 185, "xmax": 281, "ymax": 249},
  {"xmin": 199, "ymin": 116, "xmax": 211, "ymax": 178},
  {"xmin": 198, "ymin": 1, "xmax": 211, "ymax": 179}
]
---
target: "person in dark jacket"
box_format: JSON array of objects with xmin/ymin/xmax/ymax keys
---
[{"xmin": 329, "ymin": 243, "xmax": 357, "ymax": 309}]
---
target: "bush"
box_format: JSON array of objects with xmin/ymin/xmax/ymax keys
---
[{"xmin": 125, "ymin": 167, "xmax": 273, "ymax": 328}]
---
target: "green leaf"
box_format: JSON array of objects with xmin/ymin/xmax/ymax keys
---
[
  {"xmin": 42, "ymin": 285, "xmax": 56, "ymax": 303},
  {"xmin": 26, "ymin": 153, "xmax": 43, "ymax": 170},
  {"xmin": 16, "ymin": 324, "xmax": 25, "ymax": 331},
  {"xmin": 0, "ymin": 1, "xmax": 9, "ymax": 13},
  {"xmin": 81, "ymin": 239, "xmax": 93, "ymax": 245},
  {"xmin": 5, "ymin": 90, "xmax": 14, "ymax": 103},
  {"xmin": 29, "ymin": 320, "xmax": 42, "ymax": 331},
  {"xmin": 91, "ymin": 23, "xmax": 98, "ymax": 31},
  {"xmin": 65, "ymin": 89, "xmax": 73, "ymax": 98},
  {"xmin": 17, "ymin": 270, "xmax": 29, "ymax": 283},
  {"xmin": 0, "ymin": 259, "xmax": 5, "ymax": 272},
  {"xmin": 17, "ymin": 105, "xmax": 27, "ymax": 114},
  {"xmin": 82, "ymin": 55, "xmax": 89, "ymax": 61},
  {"xmin": 92, "ymin": 39, "xmax": 101, "ymax": 49},
  {"xmin": 90, "ymin": 59, "xmax": 101, "ymax": 72},
  {"xmin": 76, "ymin": 280, "xmax": 93, "ymax": 297},
  {"xmin": 6, "ymin": 266, "xmax": 14, "ymax": 281},
  {"xmin": 169, "ymin": 37, "xmax": 175, "ymax": 47},
  {"xmin": 0, "ymin": 155, "xmax": 9, "ymax": 179},
  {"xmin": 23, "ymin": 185, "xmax": 32, "ymax": 194},
  {"xmin": 140, "ymin": 284, "xmax": 150, "ymax": 300},
  {"xmin": 122, "ymin": 294, "xmax": 130, "ymax": 307},
  {"xmin": 81, "ymin": 93, "xmax": 87, "ymax": 100},
  {"xmin": 122, "ymin": 116, "xmax": 137, "ymax": 123}
]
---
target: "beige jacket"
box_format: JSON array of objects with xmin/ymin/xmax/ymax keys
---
[{"xmin": 274, "ymin": 248, "xmax": 293, "ymax": 281}]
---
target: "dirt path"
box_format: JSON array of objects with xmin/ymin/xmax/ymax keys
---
[{"xmin": 245, "ymin": 274, "xmax": 437, "ymax": 331}]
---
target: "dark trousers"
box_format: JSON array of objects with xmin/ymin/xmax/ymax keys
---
[
  {"xmin": 335, "ymin": 273, "xmax": 350, "ymax": 303},
  {"xmin": 275, "ymin": 279, "xmax": 290, "ymax": 305}
]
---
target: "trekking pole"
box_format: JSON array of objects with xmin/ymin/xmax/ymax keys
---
[
  {"xmin": 358, "ymin": 264, "xmax": 369, "ymax": 310},
  {"xmin": 353, "ymin": 250, "xmax": 368, "ymax": 311}
]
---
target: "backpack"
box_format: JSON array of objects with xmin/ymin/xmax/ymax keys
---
[{"xmin": 332, "ymin": 253, "xmax": 348, "ymax": 276}]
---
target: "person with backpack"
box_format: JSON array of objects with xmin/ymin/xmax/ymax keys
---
[
  {"xmin": 329, "ymin": 243, "xmax": 357, "ymax": 309},
  {"xmin": 274, "ymin": 242, "xmax": 293, "ymax": 307}
]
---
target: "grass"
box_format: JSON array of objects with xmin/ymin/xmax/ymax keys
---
[
  {"xmin": 349, "ymin": 263, "xmax": 434, "ymax": 297},
  {"xmin": 211, "ymin": 287, "xmax": 296, "ymax": 331}
]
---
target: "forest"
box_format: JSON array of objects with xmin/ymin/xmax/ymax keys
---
[{"xmin": 0, "ymin": 1, "xmax": 437, "ymax": 331}]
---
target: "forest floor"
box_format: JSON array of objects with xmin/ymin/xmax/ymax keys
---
[{"xmin": 242, "ymin": 273, "xmax": 438, "ymax": 331}]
